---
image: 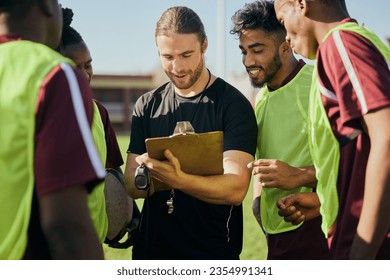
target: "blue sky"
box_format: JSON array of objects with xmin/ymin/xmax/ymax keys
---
[{"xmin": 60, "ymin": 0, "xmax": 390, "ymax": 78}]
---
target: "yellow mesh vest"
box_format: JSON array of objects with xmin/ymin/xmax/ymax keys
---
[
  {"xmin": 309, "ymin": 22, "xmax": 390, "ymax": 236},
  {"xmin": 89, "ymin": 101, "xmax": 108, "ymax": 243},
  {"xmin": 256, "ymin": 64, "xmax": 314, "ymax": 234},
  {"xmin": 0, "ymin": 41, "xmax": 74, "ymax": 259}
]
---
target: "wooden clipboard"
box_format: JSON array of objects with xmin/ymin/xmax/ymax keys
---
[{"xmin": 145, "ymin": 131, "xmax": 224, "ymax": 189}]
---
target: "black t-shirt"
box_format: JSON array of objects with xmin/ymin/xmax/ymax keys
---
[{"xmin": 129, "ymin": 78, "xmax": 257, "ymax": 259}]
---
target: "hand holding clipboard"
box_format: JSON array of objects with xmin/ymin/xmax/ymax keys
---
[{"xmin": 145, "ymin": 131, "xmax": 224, "ymax": 190}]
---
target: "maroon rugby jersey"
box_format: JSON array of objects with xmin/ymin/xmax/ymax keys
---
[
  {"xmin": 316, "ymin": 18, "xmax": 390, "ymax": 259},
  {"xmin": 1, "ymin": 35, "xmax": 106, "ymax": 258}
]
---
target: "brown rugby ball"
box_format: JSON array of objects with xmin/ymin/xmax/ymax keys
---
[{"xmin": 104, "ymin": 168, "xmax": 133, "ymax": 242}]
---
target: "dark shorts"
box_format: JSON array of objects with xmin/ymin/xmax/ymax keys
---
[{"xmin": 266, "ymin": 216, "xmax": 330, "ymax": 260}]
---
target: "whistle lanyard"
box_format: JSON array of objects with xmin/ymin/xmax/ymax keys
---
[
  {"xmin": 168, "ymin": 68, "xmax": 211, "ymax": 214},
  {"xmin": 172, "ymin": 68, "xmax": 211, "ymax": 126}
]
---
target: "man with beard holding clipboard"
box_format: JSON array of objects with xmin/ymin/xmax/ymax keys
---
[{"xmin": 124, "ymin": 6, "xmax": 257, "ymax": 260}]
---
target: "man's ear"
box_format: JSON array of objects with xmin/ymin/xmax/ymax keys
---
[
  {"xmin": 279, "ymin": 40, "xmax": 292, "ymax": 57},
  {"xmin": 298, "ymin": 0, "xmax": 310, "ymax": 16},
  {"xmin": 201, "ymin": 37, "xmax": 208, "ymax": 53}
]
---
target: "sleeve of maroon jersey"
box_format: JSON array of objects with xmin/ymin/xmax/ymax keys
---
[
  {"xmin": 320, "ymin": 30, "xmax": 390, "ymax": 125},
  {"xmin": 34, "ymin": 63, "xmax": 106, "ymax": 197}
]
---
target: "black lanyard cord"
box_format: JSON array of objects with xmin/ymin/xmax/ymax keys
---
[{"xmin": 172, "ymin": 68, "xmax": 211, "ymax": 126}]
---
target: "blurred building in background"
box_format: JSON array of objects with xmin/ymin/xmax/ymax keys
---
[{"xmin": 91, "ymin": 74, "xmax": 154, "ymax": 134}]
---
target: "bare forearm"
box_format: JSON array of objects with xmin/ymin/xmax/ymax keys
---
[
  {"xmin": 45, "ymin": 223, "xmax": 104, "ymax": 259},
  {"xmin": 173, "ymin": 172, "xmax": 251, "ymax": 205},
  {"xmin": 351, "ymin": 108, "xmax": 390, "ymax": 259},
  {"xmin": 351, "ymin": 146, "xmax": 390, "ymax": 259},
  {"xmin": 40, "ymin": 187, "xmax": 104, "ymax": 259},
  {"xmin": 133, "ymin": 150, "xmax": 253, "ymax": 205},
  {"xmin": 250, "ymin": 160, "xmax": 317, "ymax": 190}
]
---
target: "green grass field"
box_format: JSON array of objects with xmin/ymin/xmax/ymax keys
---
[{"xmin": 103, "ymin": 136, "xmax": 267, "ymax": 260}]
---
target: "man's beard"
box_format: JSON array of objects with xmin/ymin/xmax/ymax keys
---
[
  {"xmin": 249, "ymin": 53, "xmax": 282, "ymax": 88},
  {"xmin": 167, "ymin": 58, "xmax": 204, "ymax": 90}
]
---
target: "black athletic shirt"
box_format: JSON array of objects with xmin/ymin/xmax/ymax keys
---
[{"xmin": 128, "ymin": 78, "xmax": 257, "ymax": 259}]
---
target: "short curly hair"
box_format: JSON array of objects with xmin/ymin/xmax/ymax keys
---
[{"xmin": 230, "ymin": 0, "xmax": 286, "ymax": 45}]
